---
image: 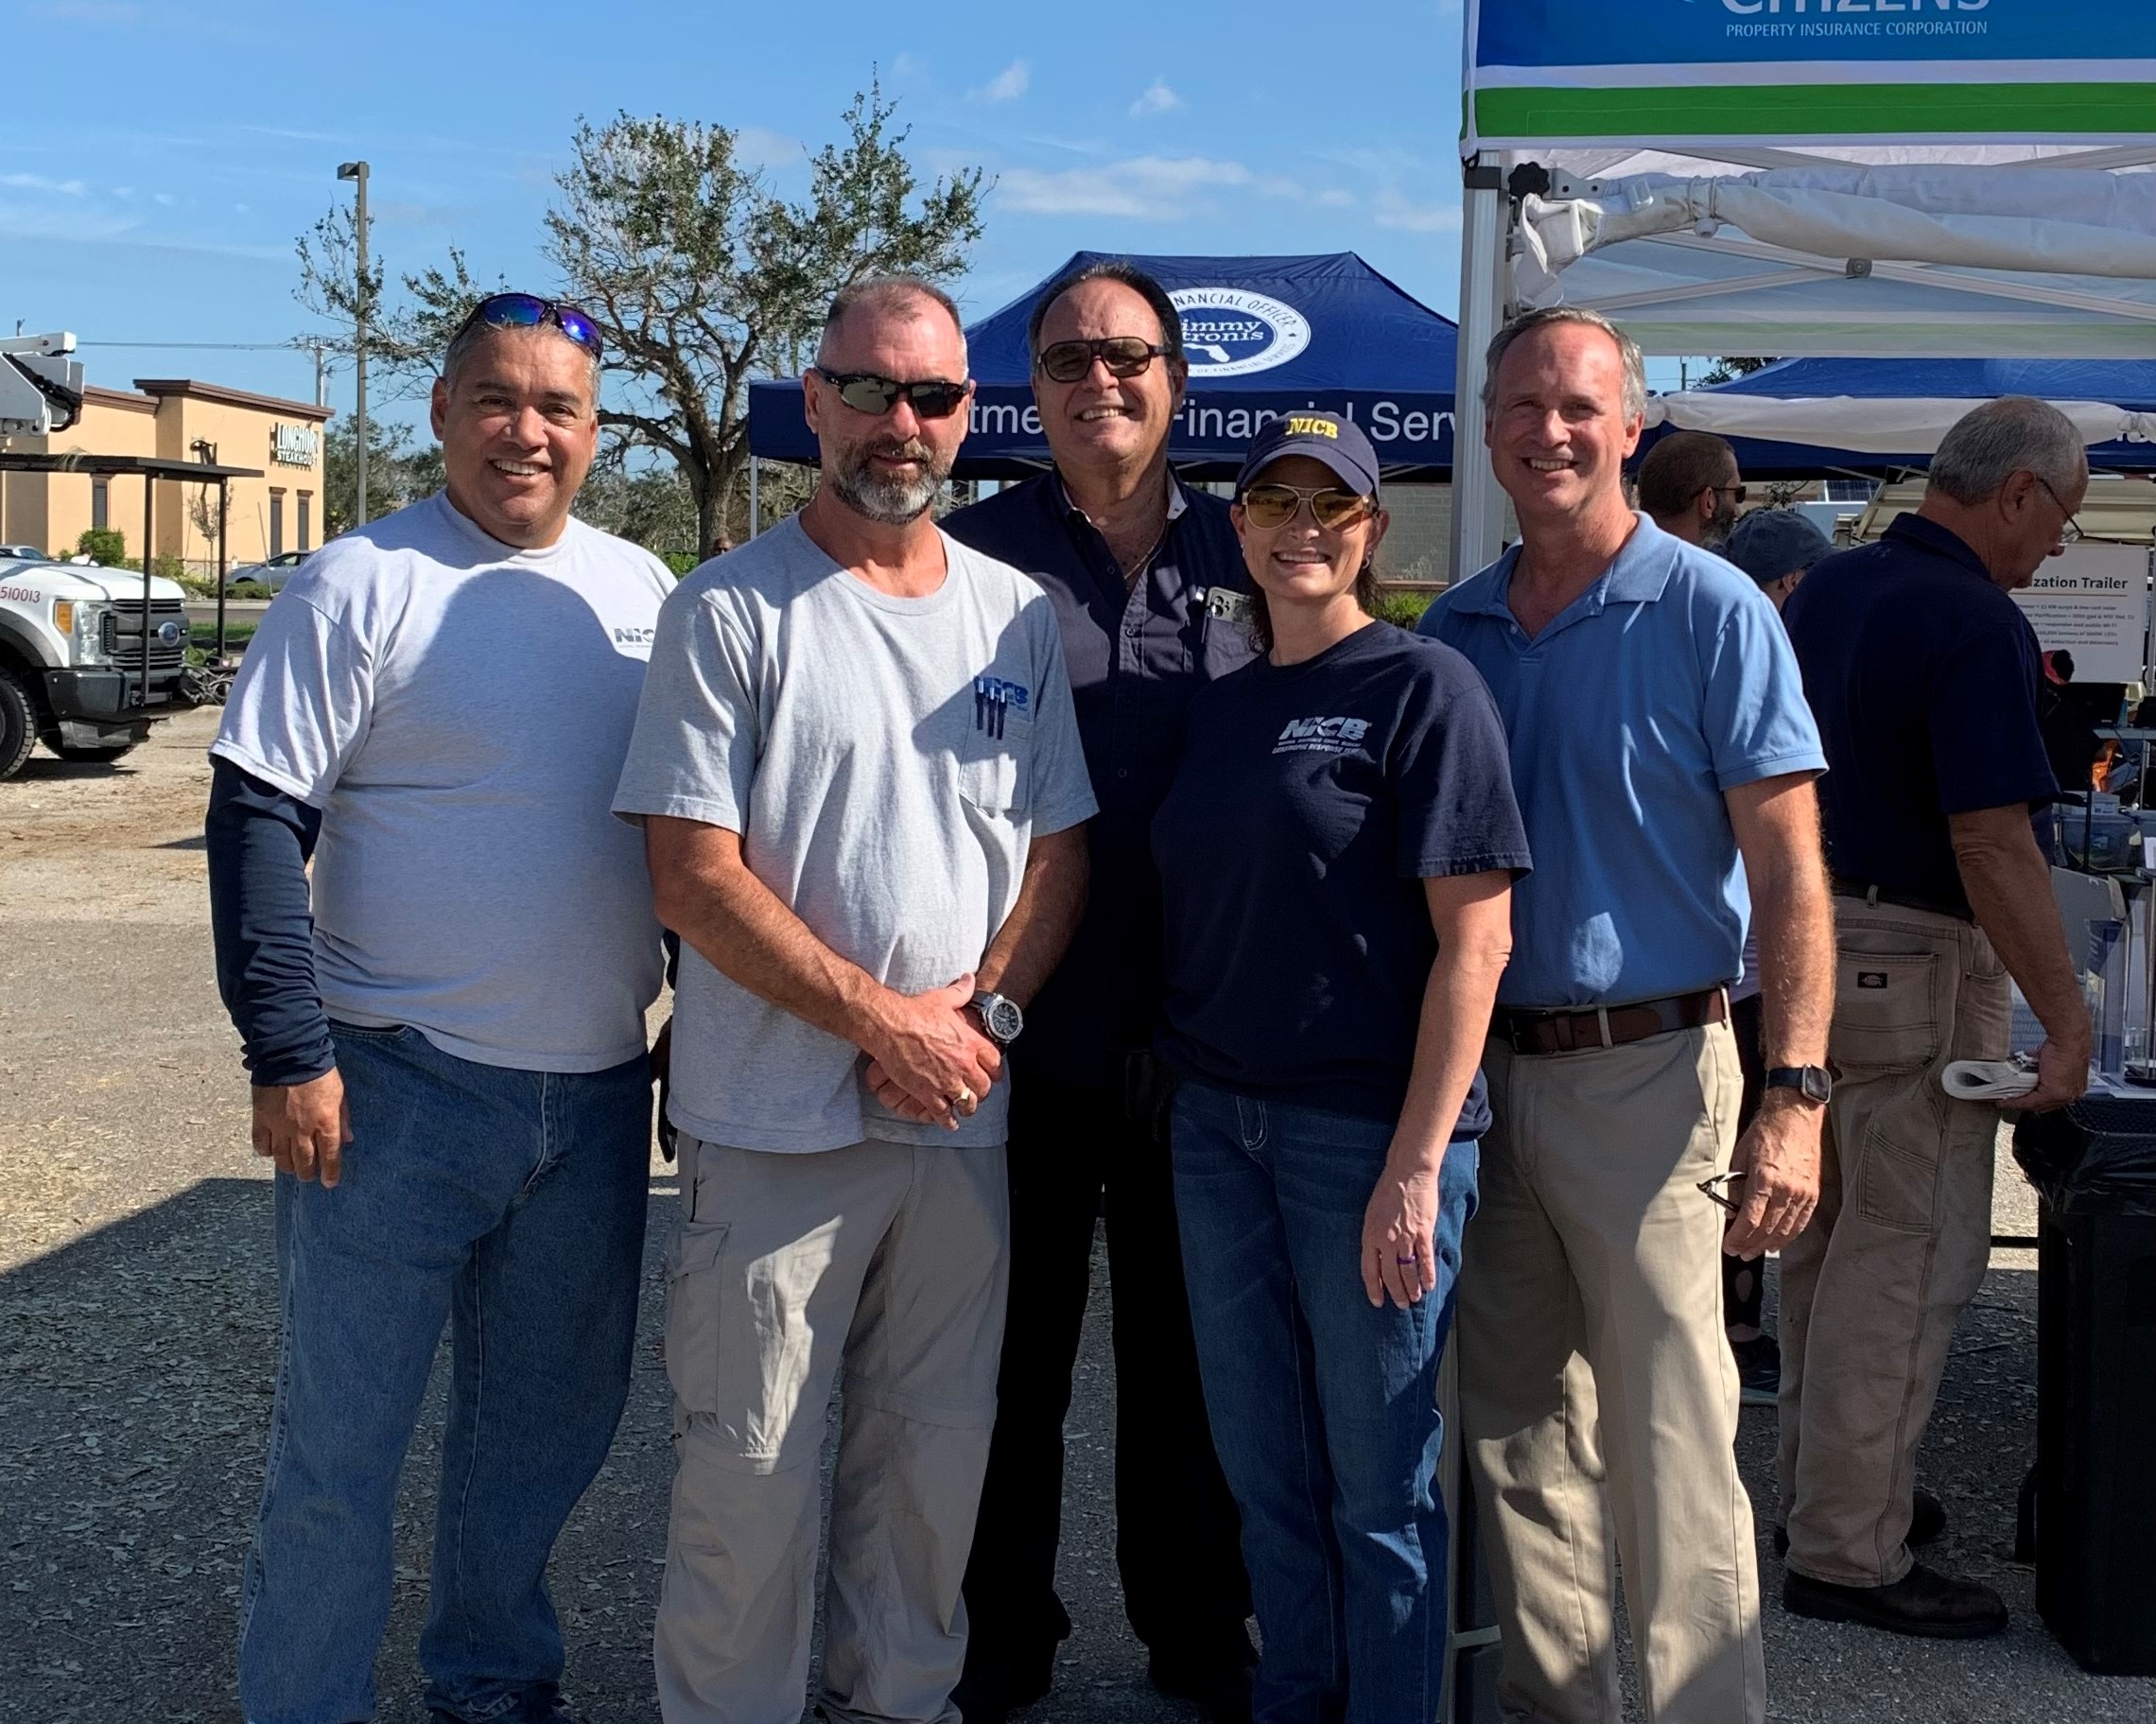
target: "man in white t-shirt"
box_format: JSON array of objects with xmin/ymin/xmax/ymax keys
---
[
  {"xmin": 205, "ymin": 294, "xmax": 672, "ymax": 1724},
  {"xmin": 613, "ymin": 275, "xmax": 1095, "ymax": 1724}
]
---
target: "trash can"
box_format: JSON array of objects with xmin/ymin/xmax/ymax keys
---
[{"xmin": 2012, "ymin": 1094, "xmax": 2156, "ymax": 1676}]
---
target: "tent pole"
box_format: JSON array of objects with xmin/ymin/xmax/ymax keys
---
[
  {"xmin": 749, "ymin": 458, "xmax": 759, "ymax": 541},
  {"xmin": 1450, "ymin": 155, "xmax": 1511, "ymax": 585}
]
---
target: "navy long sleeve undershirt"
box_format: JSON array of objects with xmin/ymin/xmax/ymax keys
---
[{"xmin": 205, "ymin": 757, "xmax": 336, "ymax": 1088}]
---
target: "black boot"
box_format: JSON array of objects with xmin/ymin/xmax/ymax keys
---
[{"xmin": 1783, "ymin": 1560, "xmax": 2008, "ymax": 1639}]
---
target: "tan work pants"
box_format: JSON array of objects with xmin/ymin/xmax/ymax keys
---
[
  {"xmin": 653, "ymin": 1134, "xmax": 1011, "ymax": 1724},
  {"xmin": 1777, "ymin": 898, "xmax": 2009, "ymax": 1587},
  {"xmin": 1462, "ymin": 1022, "xmax": 1765, "ymax": 1724}
]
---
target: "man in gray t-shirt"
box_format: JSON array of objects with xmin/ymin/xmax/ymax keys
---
[
  {"xmin": 614, "ymin": 276, "xmax": 1092, "ymax": 1724},
  {"xmin": 206, "ymin": 297, "xmax": 670, "ymax": 1724}
]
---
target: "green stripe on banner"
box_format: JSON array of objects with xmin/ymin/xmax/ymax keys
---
[{"xmin": 1475, "ymin": 82, "xmax": 2156, "ymax": 142}]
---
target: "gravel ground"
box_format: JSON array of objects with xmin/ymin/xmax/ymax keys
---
[{"xmin": 3, "ymin": 710, "xmax": 2150, "ymax": 1724}]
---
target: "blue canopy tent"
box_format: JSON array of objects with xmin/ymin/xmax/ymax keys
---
[
  {"xmin": 1639, "ymin": 357, "xmax": 2156, "ymax": 479},
  {"xmin": 745, "ymin": 251, "xmax": 1461, "ymax": 481}
]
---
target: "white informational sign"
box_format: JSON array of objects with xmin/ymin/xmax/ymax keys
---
[{"xmin": 2012, "ymin": 547, "xmax": 2154, "ymax": 686}]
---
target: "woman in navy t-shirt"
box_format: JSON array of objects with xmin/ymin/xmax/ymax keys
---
[{"xmin": 1152, "ymin": 412, "xmax": 1528, "ymax": 1723}]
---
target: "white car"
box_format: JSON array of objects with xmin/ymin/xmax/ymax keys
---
[
  {"xmin": 223, "ymin": 549, "xmax": 311, "ymax": 594},
  {"xmin": 0, "ymin": 543, "xmax": 49, "ymax": 563}
]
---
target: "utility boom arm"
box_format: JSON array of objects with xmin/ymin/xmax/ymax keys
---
[{"xmin": 0, "ymin": 331, "xmax": 86, "ymax": 435}]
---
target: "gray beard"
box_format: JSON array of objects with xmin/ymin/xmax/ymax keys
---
[{"xmin": 828, "ymin": 442, "xmax": 946, "ymax": 525}]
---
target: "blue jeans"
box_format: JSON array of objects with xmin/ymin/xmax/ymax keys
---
[
  {"xmin": 237, "ymin": 1024, "xmax": 651, "ymax": 1724},
  {"xmin": 1172, "ymin": 1082, "xmax": 1478, "ymax": 1724}
]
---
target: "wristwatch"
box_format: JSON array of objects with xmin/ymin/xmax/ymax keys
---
[
  {"xmin": 970, "ymin": 989, "xmax": 1025, "ymax": 1047},
  {"xmin": 1765, "ymin": 1065, "xmax": 1833, "ymax": 1106}
]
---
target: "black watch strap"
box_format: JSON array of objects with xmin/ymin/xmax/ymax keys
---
[{"xmin": 1765, "ymin": 1065, "xmax": 1833, "ymax": 1105}]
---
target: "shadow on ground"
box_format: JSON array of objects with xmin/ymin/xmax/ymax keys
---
[{"xmin": 2, "ymin": 1179, "xmax": 2147, "ymax": 1724}]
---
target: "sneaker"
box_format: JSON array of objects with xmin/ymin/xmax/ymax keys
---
[
  {"xmin": 1732, "ymin": 1332, "xmax": 1781, "ymax": 1407},
  {"xmin": 1783, "ymin": 1559, "xmax": 2008, "ymax": 1639},
  {"xmin": 1775, "ymin": 1488, "xmax": 1945, "ymax": 1559}
]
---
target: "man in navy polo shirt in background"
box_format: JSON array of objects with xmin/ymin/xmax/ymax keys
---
[
  {"xmin": 1422, "ymin": 305, "xmax": 1834, "ymax": 1724},
  {"xmin": 941, "ymin": 259, "xmax": 1259, "ymax": 1724},
  {"xmin": 1777, "ymin": 396, "xmax": 2088, "ymax": 1639}
]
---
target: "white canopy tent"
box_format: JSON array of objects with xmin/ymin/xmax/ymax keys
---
[
  {"xmin": 1643, "ymin": 387, "xmax": 2156, "ymax": 456},
  {"xmin": 1452, "ymin": 3, "xmax": 2156, "ymax": 577}
]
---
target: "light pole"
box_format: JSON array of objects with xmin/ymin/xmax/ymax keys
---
[{"xmin": 337, "ymin": 160, "xmax": 370, "ymax": 526}]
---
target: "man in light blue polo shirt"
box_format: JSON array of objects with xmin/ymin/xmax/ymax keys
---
[{"xmin": 1421, "ymin": 306, "xmax": 1834, "ymax": 1724}]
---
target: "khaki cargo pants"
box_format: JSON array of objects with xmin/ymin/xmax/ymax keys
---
[
  {"xmin": 653, "ymin": 1133, "xmax": 1011, "ymax": 1724},
  {"xmin": 1777, "ymin": 897, "xmax": 2009, "ymax": 1587}
]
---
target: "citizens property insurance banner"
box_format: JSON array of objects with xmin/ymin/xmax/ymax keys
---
[{"xmin": 1465, "ymin": 0, "xmax": 2156, "ymax": 149}]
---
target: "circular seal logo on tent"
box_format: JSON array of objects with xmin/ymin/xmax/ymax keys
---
[{"xmin": 1170, "ymin": 287, "xmax": 1311, "ymax": 378}]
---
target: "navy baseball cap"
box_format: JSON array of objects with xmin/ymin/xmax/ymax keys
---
[
  {"xmin": 1235, "ymin": 409, "xmax": 1382, "ymax": 498},
  {"xmin": 1725, "ymin": 508, "xmax": 1832, "ymax": 586}
]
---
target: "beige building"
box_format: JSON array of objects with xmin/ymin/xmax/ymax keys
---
[{"xmin": 0, "ymin": 378, "xmax": 331, "ymax": 572}]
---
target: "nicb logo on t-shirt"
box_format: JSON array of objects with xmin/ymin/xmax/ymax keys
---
[
  {"xmin": 975, "ymin": 675, "xmax": 1031, "ymax": 740},
  {"xmin": 1275, "ymin": 715, "xmax": 1370, "ymax": 756}
]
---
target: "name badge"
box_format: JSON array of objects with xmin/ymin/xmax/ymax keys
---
[{"xmin": 1203, "ymin": 587, "xmax": 1255, "ymax": 625}]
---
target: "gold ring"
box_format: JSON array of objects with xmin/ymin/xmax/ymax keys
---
[{"xmin": 954, "ymin": 1087, "xmax": 977, "ymax": 1108}]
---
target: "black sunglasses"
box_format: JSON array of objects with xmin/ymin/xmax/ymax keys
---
[
  {"xmin": 1036, "ymin": 337, "xmax": 1171, "ymax": 384},
  {"xmin": 813, "ymin": 368, "xmax": 971, "ymax": 420},
  {"xmin": 453, "ymin": 292, "xmax": 603, "ymax": 358}
]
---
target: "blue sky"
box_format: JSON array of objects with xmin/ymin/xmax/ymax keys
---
[{"xmin": 0, "ymin": 0, "xmax": 1475, "ymax": 431}]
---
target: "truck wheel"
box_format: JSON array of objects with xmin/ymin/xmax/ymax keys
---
[
  {"xmin": 49, "ymin": 741, "xmax": 137, "ymax": 765},
  {"xmin": 0, "ymin": 665, "xmax": 37, "ymax": 781}
]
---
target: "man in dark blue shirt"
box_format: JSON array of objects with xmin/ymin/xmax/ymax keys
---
[
  {"xmin": 1780, "ymin": 397, "xmax": 2088, "ymax": 1639},
  {"xmin": 940, "ymin": 260, "xmax": 1258, "ymax": 1722}
]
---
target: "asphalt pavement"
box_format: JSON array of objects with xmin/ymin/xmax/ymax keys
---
[{"xmin": 3, "ymin": 710, "xmax": 2151, "ymax": 1723}]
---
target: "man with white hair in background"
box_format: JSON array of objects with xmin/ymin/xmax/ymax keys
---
[
  {"xmin": 1778, "ymin": 396, "xmax": 2089, "ymax": 1638},
  {"xmin": 615, "ymin": 274, "xmax": 1095, "ymax": 1724}
]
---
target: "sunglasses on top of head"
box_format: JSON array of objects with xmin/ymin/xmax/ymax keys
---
[
  {"xmin": 812, "ymin": 368, "xmax": 971, "ymax": 420},
  {"xmin": 1239, "ymin": 483, "xmax": 1376, "ymax": 532},
  {"xmin": 454, "ymin": 292, "xmax": 604, "ymax": 358},
  {"xmin": 1035, "ymin": 336, "xmax": 1172, "ymax": 384}
]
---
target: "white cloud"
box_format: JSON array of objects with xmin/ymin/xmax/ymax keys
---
[
  {"xmin": 733, "ymin": 125, "xmax": 803, "ymax": 175},
  {"xmin": 1374, "ymin": 187, "xmax": 1461, "ymax": 232},
  {"xmin": 1129, "ymin": 79, "xmax": 1182, "ymax": 118},
  {"xmin": 998, "ymin": 155, "xmax": 1252, "ymax": 219},
  {"xmin": 892, "ymin": 50, "xmax": 928, "ymax": 78},
  {"xmin": 1318, "ymin": 188, "xmax": 1356, "ymax": 207},
  {"xmin": 0, "ymin": 172, "xmax": 87, "ymax": 195},
  {"xmin": 971, "ymin": 60, "xmax": 1030, "ymax": 103}
]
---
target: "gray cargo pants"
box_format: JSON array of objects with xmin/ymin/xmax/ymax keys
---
[{"xmin": 653, "ymin": 1133, "xmax": 1011, "ymax": 1724}]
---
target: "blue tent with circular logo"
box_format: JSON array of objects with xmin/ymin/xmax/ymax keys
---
[{"xmin": 745, "ymin": 251, "xmax": 1461, "ymax": 480}]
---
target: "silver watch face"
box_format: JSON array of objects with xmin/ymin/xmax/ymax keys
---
[{"xmin": 979, "ymin": 994, "xmax": 1024, "ymax": 1044}]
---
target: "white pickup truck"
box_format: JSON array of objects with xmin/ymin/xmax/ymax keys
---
[{"xmin": 0, "ymin": 552, "xmax": 201, "ymax": 778}]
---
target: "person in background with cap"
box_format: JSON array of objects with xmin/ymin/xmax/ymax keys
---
[
  {"xmin": 1716, "ymin": 506, "xmax": 1836, "ymax": 1408},
  {"xmin": 940, "ymin": 259, "xmax": 1258, "ymax": 1724},
  {"xmin": 1153, "ymin": 411, "xmax": 1529, "ymax": 1723},
  {"xmin": 1639, "ymin": 429, "xmax": 1746, "ymax": 549},
  {"xmin": 1422, "ymin": 308, "xmax": 1833, "ymax": 1724}
]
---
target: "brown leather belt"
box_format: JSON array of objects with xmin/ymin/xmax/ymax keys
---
[
  {"xmin": 1830, "ymin": 875, "xmax": 1974, "ymax": 924},
  {"xmin": 1494, "ymin": 987, "xmax": 1729, "ymax": 1057}
]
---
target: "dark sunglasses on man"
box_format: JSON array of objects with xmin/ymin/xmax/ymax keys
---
[
  {"xmin": 812, "ymin": 368, "xmax": 971, "ymax": 420},
  {"xmin": 452, "ymin": 291, "xmax": 605, "ymax": 358},
  {"xmin": 1035, "ymin": 336, "xmax": 1172, "ymax": 384}
]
